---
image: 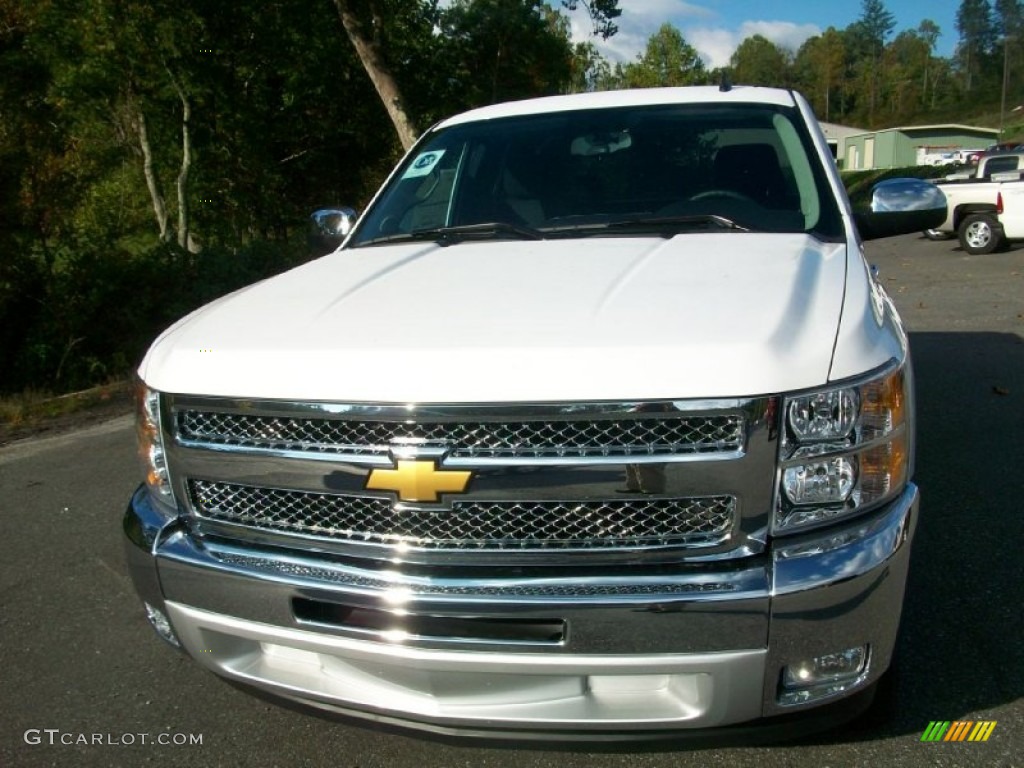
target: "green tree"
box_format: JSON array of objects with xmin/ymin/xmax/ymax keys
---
[
  {"xmin": 918, "ymin": 20, "xmax": 942, "ymax": 106},
  {"xmin": 730, "ymin": 35, "xmax": 789, "ymax": 87},
  {"xmin": 24, "ymin": 0, "xmax": 211, "ymax": 251},
  {"xmin": 437, "ymin": 0, "xmax": 575, "ymax": 107},
  {"xmin": 851, "ymin": 0, "xmax": 897, "ymax": 123},
  {"xmin": 622, "ymin": 24, "xmax": 706, "ymax": 87},
  {"xmin": 562, "ymin": 0, "xmax": 621, "ymax": 39},
  {"xmin": 333, "ymin": 0, "xmax": 620, "ymax": 148},
  {"xmin": 883, "ymin": 30, "xmax": 931, "ymax": 121},
  {"xmin": 1, "ymin": 0, "xmax": 387, "ymax": 389},
  {"xmin": 565, "ymin": 40, "xmax": 613, "ymax": 93},
  {"xmin": 794, "ymin": 28, "xmax": 847, "ymax": 121},
  {"xmin": 188, "ymin": 0, "xmax": 400, "ymax": 239},
  {"xmin": 995, "ymin": 0, "xmax": 1024, "ymax": 124},
  {"xmin": 957, "ymin": 0, "xmax": 997, "ymax": 90},
  {"xmin": 331, "ymin": 0, "xmax": 436, "ymax": 150},
  {"xmin": 995, "ymin": 0, "xmax": 1023, "ymax": 36},
  {"xmin": 859, "ymin": 0, "xmax": 897, "ymax": 47}
]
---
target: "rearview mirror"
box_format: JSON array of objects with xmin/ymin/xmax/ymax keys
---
[
  {"xmin": 309, "ymin": 207, "xmax": 358, "ymax": 255},
  {"xmin": 853, "ymin": 179, "xmax": 946, "ymax": 241}
]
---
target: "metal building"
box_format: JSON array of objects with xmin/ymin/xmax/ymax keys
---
[{"xmin": 842, "ymin": 125, "xmax": 999, "ymax": 170}]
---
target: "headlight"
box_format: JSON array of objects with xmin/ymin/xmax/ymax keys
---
[
  {"xmin": 135, "ymin": 379, "xmax": 175, "ymax": 503},
  {"xmin": 775, "ymin": 362, "xmax": 909, "ymax": 533},
  {"xmin": 787, "ymin": 389, "xmax": 858, "ymax": 441}
]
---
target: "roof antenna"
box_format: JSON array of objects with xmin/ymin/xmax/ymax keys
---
[{"xmin": 719, "ymin": 70, "xmax": 732, "ymax": 92}]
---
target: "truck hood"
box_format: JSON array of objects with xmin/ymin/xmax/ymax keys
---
[{"xmin": 140, "ymin": 234, "xmax": 848, "ymax": 402}]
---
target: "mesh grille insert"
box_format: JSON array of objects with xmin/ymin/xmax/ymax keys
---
[
  {"xmin": 176, "ymin": 410, "xmax": 744, "ymax": 459},
  {"xmin": 189, "ymin": 479, "xmax": 735, "ymax": 551}
]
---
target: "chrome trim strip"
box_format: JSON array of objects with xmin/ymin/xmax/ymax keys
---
[
  {"xmin": 123, "ymin": 485, "xmax": 180, "ymax": 554},
  {"xmin": 771, "ymin": 482, "xmax": 917, "ymax": 595},
  {"xmin": 168, "ymin": 396, "xmax": 761, "ymax": 419},
  {"xmin": 157, "ymin": 531, "xmax": 770, "ymax": 605},
  {"xmin": 123, "ymin": 487, "xmax": 177, "ymax": 622},
  {"xmin": 172, "ymin": 440, "xmax": 746, "ymax": 467}
]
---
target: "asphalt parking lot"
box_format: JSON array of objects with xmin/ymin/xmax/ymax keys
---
[{"xmin": 1, "ymin": 233, "xmax": 1021, "ymax": 767}]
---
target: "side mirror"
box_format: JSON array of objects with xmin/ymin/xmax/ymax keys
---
[
  {"xmin": 309, "ymin": 207, "xmax": 358, "ymax": 255},
  {"xmin": 853, "ymin": 179, "xmax": 946, "ymax": 241}
]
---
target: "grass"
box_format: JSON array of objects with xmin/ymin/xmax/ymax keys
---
[{"xmin": 0, "ymin": 380, "xmax": 134, "ymax": 442}]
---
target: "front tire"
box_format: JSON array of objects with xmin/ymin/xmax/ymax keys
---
[{"xmin": 958, "ymin": 213, "xmax": 1003, "ymax": 254}]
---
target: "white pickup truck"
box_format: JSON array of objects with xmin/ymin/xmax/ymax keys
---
[
  {"xmin": 125, "ymin": 86, "xmax": 944, "ymax": 740},
  {"xmin": 925, "ymin": 151, "xmax": 1024, "ymax": 253},
  {"xmin": 994, "ymin": 182, "xmax": 1024, "ymax": 248}
]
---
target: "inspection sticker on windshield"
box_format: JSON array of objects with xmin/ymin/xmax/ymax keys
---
[{"xmin": 402, "ymin": 150, "xmax": 445, "ymax": 179}]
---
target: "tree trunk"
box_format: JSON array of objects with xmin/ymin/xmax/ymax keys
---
[
  {"xmin": 134, "ymin": 108, "xmax": 171, "ymax": 243},
  {"xmin": 868, "ymin": 52, "xmax": 877, "ymax": 125},
  {"xmin": 333, "ymin": 0, "xmax": 418, "ymax": 150},
  {"xmin": 491, "ymin": 41, "xmax": 503, "ymax": 104},
  {"xmin": 169, "ymin": 75, "xmax": 199, "ymax": 253}
]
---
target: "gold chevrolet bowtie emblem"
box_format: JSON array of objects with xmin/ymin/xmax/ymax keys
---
[{"xmin": 365, "ymin": 460, "xmax": 472, "ymax": 502}]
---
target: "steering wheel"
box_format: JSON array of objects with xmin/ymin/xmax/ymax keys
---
[{"xmin": 688, "ymin": 189, "xmax": 756, "ymax": 204}]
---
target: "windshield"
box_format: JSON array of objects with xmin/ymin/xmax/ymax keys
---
[{"xmin": 348, "ymin": 102, "xmax": 844, "ymax": 247}]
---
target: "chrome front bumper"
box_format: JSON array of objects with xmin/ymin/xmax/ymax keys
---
[{"xmin": 124, "ymin": 483, "xmax": 917, "ymax": 735}]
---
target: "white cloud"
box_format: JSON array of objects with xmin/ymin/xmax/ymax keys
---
[
  {"xmin": 684, "ymin": 27, "xmax": 738, "ymax": 69},
  {"xmin": 684, "ymin": 21, "xmax": 820, "ymax": 68},
  {"xmin": 568, "ymin": 0, "xmax": 714, "ymax": 63},
  {"xmin": 610, "ymin": 0, "xmax": 715, "ymax": 25},
  {"xmin": 738, "ymin": 21, "xmax": 821, "ymax": 55}
]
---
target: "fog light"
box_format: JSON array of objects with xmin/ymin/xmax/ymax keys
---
[
  {"xmin": 778, "ymin": 646, "xmax": 868, "ymax": 705},
  {"xmin": 144, "ymin": 602, "xmax": 181, "ymax": 648}
]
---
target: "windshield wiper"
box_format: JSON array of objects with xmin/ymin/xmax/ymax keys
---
[
  {"xmin": 546, "ymin": 214, "xmax": 750, "ymax": 237},
  {"xmin": 359, "ymin": 221, "xmax": 545, "ymax": 247}
]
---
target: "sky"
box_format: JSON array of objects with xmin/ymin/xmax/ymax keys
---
[{"xmin": 565, "ymin": 0, "xmax": 961, "ymax": 69}]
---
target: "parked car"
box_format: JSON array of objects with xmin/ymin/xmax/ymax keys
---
[
  {"xmin": 921, "ymin": 152, "xmax": 958, "ymax": 167},
  {"xmin": 963, "ymin": 150, "xmax": 984, "ymax": 165}
]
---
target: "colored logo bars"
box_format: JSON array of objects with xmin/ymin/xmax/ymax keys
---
[{"xmin": 921, "ymin": 721, "xmax": 997, "ymax": 742}]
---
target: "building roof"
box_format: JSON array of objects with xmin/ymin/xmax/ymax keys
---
[
  {"xmin": 847, "ymin": 124, "xmax": 999, "ymax": 139},
  {"xmin": 820, "ymin": 122, "xmax": 867, "ymax": 141}
]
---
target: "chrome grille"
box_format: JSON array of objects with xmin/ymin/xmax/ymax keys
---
[
  {"xmin": 175, "ymin": 410, "xmax": 744, "ymax": 459},
  {"xmin": 189, "ymin": 480, "xmax": 734, "ymax": 550}
]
